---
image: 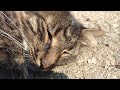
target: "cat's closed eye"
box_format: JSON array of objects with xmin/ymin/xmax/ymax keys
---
[{"xmin": 61, "ymin": 49, "xmax": 72, "ymax": 57}]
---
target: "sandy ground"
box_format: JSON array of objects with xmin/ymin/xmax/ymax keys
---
[{"xmin": 45, "ymin": 11, "xmax": 120, "ymax": 79}]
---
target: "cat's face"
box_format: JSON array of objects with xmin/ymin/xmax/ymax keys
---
[
  {"xmin": 24, "ymin": 11, "xmax": 103, "ymax": 71},
  {"xmin": 22, "ymin": 11, "xmax": 80, "ymax": 71},
  {"xmin": 33, "ymin": 21, "xmax": 82, "ymax": 71},
  {"xmin": 33, "ymin": 26, "xmax": 103, "ymax": 72}
]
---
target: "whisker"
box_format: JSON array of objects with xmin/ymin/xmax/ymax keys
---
[
  {"xmin": 0, "ymin": 46, "xmax": 25, "ymax": 54},
  {"xmin": 0, "ymin": 11, "xmax": 35, "ymax": 62},
  {"xmin": 0, "ymin": 29, "xmax": 26, "ymax": 50},
  {"xmin": 0, "ymin": 33, "xmax": 25, "ymax": 51},
  {"xmin": 12, "ymin": 35, "xmax": 24, "ymax": 43},
  {"xmin": 0, "ymin": 11, "xmax": 30, "ymax": 46},
  {"xmin": 0, "ymin": 21, "xmax": 25, "ymax": 43}
]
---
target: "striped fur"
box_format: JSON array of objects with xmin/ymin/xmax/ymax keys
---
[{"xmin": 0, "ymin": 11, "xmax": 103, "ymax": 79}]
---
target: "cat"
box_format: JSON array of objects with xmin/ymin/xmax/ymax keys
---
[{"xmin": 0, "ymin": 11, "xmax": 104, "ymax": 79}]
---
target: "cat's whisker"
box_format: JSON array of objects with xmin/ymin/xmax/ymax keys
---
[
  {"xmin": 0, "ymin": 23, "xmax": 22, "ymax": 43},
  {"xmin": 12, "ymin": 35, "xmax": 24, "ymax": 44},
  {"xmin": 4, "ymin": 22, "xmax": 26, "ymax": 43},
  {"xmin": 0, "ymin": 46, "xmax": 24, "ymax": 55},
  {"xmin": 0, "ymin": 33, "xmax": 25, "ymax": 51},
  {"xmin": 0, "ymin": 29, "xmax": 26, "ymax": 50},
  {"xmin": 0, "ymin": 11, "xmax": 30, "ymax": 47}
]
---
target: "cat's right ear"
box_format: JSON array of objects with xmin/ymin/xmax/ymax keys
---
[{"xmin": 80, "ymin": 29, "xmax": 105, "ymax": 47}]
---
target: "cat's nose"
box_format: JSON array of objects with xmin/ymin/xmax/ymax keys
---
[
  {"xmin": 41, "ymin": 59, "xmax": 51, "ymax": 69},
  {"xmin": 40, "ymin": 59, "xmax": 55, "ymax": 71}
]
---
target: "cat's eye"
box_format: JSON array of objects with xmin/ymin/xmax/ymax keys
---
[
  {"xmin": 61, "ymin": 49, "xmax": 73, "ymax": 58},
  {"xmin": 61, "ymin": 49, "xmax": 70, "ymax": 56},
  {"xmin": 62, "ymin": 51, "xmax": 69, "ymax": 54}
]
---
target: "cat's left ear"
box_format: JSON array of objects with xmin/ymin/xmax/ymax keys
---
[{"xmin": 80, "ymin": 29, "xmax": 105, "ymax": 47}]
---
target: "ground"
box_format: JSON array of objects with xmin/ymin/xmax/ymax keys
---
[{"xmin": 46, "ymin": 11, "xmax": 120, "ymax": 79}]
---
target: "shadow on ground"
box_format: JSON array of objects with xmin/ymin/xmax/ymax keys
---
[
  {"xmin": 29, "ymin": 70, "xmax": 69, "ymax": 79},
  {"xmin": 0, "ymin": 67, "xmax": 68, "ymax": 79}
]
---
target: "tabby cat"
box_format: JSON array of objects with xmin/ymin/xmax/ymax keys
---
[{"xmin": 0, "ymin": 11, "xmax": 103, "ymax": 79}]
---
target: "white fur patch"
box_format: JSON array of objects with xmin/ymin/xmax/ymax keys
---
[
  {"xmin": 23, "ymin": 39, "xmax": 28, "ymax": 51},
  {"xmin": 51, "ymin": 37, "xmax": 58, "ymax": 47}
]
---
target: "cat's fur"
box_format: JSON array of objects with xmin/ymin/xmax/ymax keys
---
[{"xmin": 0, "ymin": 11, "xmax": 104, "ymax": 79}]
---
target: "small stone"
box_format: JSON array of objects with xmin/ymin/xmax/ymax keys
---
[
  {"xmin": 86, "ymin": 18, "xmax": 90, "ymax": 21},
  {"xmin": 87, "ymin": 58, "xmax": 96, "ymax": 64},
  {"xmin": 105, "ymin": 44, "xmax": 109, "ymax": 47}
]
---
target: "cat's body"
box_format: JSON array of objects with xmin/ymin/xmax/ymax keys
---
[{"xmin": 0, "ymin": 11, "xmax": 103, "ymax": 79}]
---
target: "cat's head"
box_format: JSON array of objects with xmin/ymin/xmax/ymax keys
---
[{"xmin": 24, "ymin": 11, "xmax": 104, "ymax": 71}]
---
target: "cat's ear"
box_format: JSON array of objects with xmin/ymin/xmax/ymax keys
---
[{"xmin": 80, "ymin": 29, "xmax": 105, "ymax": 47}]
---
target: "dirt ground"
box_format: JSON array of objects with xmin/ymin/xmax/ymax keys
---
[{"xmin": 46, "ymin": 11, "xmax": 120, "ymax": 79}]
